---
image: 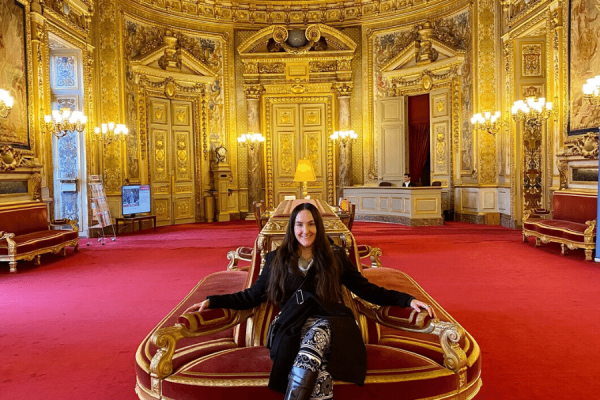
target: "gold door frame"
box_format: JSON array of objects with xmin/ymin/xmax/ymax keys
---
[
  {"xmin": 137, "ymin": 77, "xmax": 207, "ymax": 221},
  {"xmin": 263, "ymin": 94, "xmax": 335, "ymax": 209}
]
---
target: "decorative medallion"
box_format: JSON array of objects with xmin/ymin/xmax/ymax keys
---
[{"xmin": 422, "ymin": 73, "xmax": 433, "ymax": 91}]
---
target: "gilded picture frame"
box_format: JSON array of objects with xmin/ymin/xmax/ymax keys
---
[
  {"xmin": 0, "ymin": 0, "xmax": 32, "ymax": 150},
  {"xmin": 568, "ymin": 0, "xmax": 600, "ymax": 136}
]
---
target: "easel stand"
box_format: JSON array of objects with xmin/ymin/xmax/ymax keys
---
[{"xmin": 88, "ymin": 175, "xmax": 116, "ymax": 245}]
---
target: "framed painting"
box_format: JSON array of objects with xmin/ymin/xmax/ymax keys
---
[
  {"xmin": 0, "ymin": 0, "xmax": 30, "ymax": 149},
  {"xmin": 569, "ymin": 0, "xmax": 600, "ymax": 135}
]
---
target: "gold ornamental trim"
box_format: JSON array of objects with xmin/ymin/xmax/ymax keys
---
[{"xmin": 121, "ymin": 0, "xmax": 466, "ymax": 29}]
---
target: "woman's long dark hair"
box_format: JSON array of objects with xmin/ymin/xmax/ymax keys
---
[{"xmin": 266, "ymin": 202, "xmax": 342, "ymax": 305}]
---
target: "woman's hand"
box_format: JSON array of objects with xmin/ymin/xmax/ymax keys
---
[
  {"xmin": 410, "ymin": 299, "xmax": 435, "ymax": 318},
  {"xmin": 183, "ymin": 299, "xmax": 210, "ymax": 314}
]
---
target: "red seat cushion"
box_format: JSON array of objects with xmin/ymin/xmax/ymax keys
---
[
  {"xmin": 524, "ymin": 219, "xmax": 595, "ymax": 243},
  {"xmin": 0, "ymin": 230, "xmax": 77, "ymax": 255},
  {"xmin": 159, "ymin": 345, "xmax": 456, "ymax": 399}
]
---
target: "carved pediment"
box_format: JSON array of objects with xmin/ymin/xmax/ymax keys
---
[
  {"xmin": 381, "ymin": 37, "xmax": 465, "ymax": 77},
  {"xmin": 131, "ymin": 31, "xmax": 217, "ymax": 84},
  {"xmin": 238, "ymin": 24, "xmax": 356, "ymax": 55}
]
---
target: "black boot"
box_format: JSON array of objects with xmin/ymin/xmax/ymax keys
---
[{"xmin": 284, "ymin": 366, "xmax": 318, "ymax": 400}]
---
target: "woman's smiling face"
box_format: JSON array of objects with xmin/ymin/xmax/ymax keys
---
[{"xmin": 294, "ymin": 210, "xmax": 317, "ymax": 250}]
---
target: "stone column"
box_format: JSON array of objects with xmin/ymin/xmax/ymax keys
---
[
  {"xmin": 334, "ymin": 83, "xmax": 353, "ymax": 191},
  {"xmin": 244, "ymin": 85, "xmax": 264, "ymax": 210}
]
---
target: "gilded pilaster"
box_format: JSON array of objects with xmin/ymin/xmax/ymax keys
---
[
  {"xmin": 549, "ymin": 3, "xmax": 563, "ymax": 188},
  {"xmin": 98, "ymin": 0, "xmax": 122, "ymax": 195},
  {"xmin": 476, "ymin": 0, "xmax": 498, "ymax": 185},
  {"xmin": 30, "ymin": 4, "xmax": 49, "ymax": 197}
]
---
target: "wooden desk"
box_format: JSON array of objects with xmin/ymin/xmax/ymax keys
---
[{"xmin": 115, "ymin": 215, "xmax": 156, "ymax": 236}]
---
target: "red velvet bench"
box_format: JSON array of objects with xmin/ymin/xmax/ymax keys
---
[
  {"xmin": 135, "ymin": 238, "xmax": 482, "ymax": 400},
  {"xmin": 523, "ymin": 190, "xmax": 597, "ymax": 260},
  {"xmin": 0, "ymin": 201, "xmax": 79, "ymax": 273}
]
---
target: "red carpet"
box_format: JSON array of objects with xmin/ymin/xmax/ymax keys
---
[{"xmin": 1, "ymin": 221, "xmax": 599, "ymax": 399}]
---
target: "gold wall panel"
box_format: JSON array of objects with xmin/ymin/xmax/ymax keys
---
[
  {"xmin": 303, "ymin": 109, "xmax": 321, "ymax": 126},
  {"xmin": 154, "ymin": 198, "xmax": 171, "ymax": 222},
  {"xmin": 433, "ymin": 122, "xmax": 449, "ymax": 175},
  {"xmin": 277, "ymin": 132, "xmax": 295, "ymax": 177},
  {"xmin": 152, "ymin": 130, "xmax": 168, "ymax": 181},
  {"xmin": 152, "ymin": 103, "xmax": 168, "ymax": 125},
  {"xmin": 173, "ymin": 104, "xmax": 191, "ymax": 126},
  {"xmin": 521, "ymin": 44, "xmax": 543, "ymax": 77},
  {"xmin": 174, "ymin": 131, "xmax": 190, "ymax": 181},
  {"xmin": 276, "ymin": 108, "xmax": 296, "ymax": 127},
  {"xmin": 174, "ymin": 197, "xmax": 194, "ymax": 219},
  {"xmin": 432, "ymin": 93, "xmax": 449, "ymax": 118}
]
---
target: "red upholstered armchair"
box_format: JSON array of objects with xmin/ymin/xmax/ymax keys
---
[{"xmin": 135, "ymin": 235, "xmax": 481, "ymax": 400}]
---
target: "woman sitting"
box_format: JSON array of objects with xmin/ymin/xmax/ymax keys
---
[{"xmin": 185, "ymin": 202, "xmax": 433, "ymax": 400}]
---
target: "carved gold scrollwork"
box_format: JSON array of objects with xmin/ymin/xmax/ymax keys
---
[
  {"xmin": 244, "ymin": 85, "xmax": 263, "ymax": 100},
  {"xmin": 272, "ymin": 25, "xmax": 322, "ymax": 55},
  {"xmin": 0, "ymin": 146, "xmax": 29, "ymax": 171},
  {"xmin": 333, "ymin": 82, "xmax": 353, "ymax": 97},
  {"xmin": 557, "ymin": 161, "xmax": 568, "ymax": 190},
  {"xmin": 563, "ymin": 133, "xmax": 599, "ymax": 159},
  {"xmin": 28, "ymin": 173, "xmax": 42, "ymax": 201}
]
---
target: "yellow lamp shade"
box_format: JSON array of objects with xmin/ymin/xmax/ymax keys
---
[{"xmin": 293, "ymin": 159, "xmax": 316, "ymax": 182}]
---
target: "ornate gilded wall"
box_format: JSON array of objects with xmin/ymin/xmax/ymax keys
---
[
  {"xmin": 369, "ymin": 7, "xmax": 472, "ymax": 181},
  {"xmin": 2, "ymin": 0, "xmax": 591, "ymax": 230}
]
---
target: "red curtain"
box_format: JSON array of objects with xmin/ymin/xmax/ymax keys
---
[{"xmin": 407, "ymin": 94, "xmax": 430, "ymax": 184}]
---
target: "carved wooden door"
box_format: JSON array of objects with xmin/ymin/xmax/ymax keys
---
[
  {"xmin": 148, "ymin": 97, "xmax": 196, "ymax": 226},
  {"xmin": 272, "ymin": 102, "xmax": 328, "ymax": 204}
]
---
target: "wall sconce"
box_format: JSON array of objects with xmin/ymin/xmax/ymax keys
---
[
  {"xmin": 0, "ymin": 89, "xmax": 14, "ymax": 118},
  {"xmin": 471, "ymin": 111, "xmax": 501, "ymax": 135},
  {"xmin": 44, "ymin": 108, "xmax": 88, "ymax": 139},
  {"xmin": 583, "ymin": 76, "xmax": 600, "ymax": 106},
  {"xmin": 330, "ymin": 130, "xmax": 357, "ymax": 146},
  {"xmin": 511, "ymin": 97, "xmax": 553, "ymax": 122},
  {"xmin": 293, "ymin": 159, "xmax": 316, "ymax": 199},
  {"xmin": 93, "ymin": 122, "xmax": 128, "ymax": 145},
  {"xmin": 237, "ymin": 132, "xmax": 265, "ymax": 150}
]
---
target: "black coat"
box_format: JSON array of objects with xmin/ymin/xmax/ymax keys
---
[{"xmin": 207, "ymin": 247, "xmax": 414, "ymax": 393}]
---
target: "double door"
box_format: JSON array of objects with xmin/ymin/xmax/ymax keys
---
[
  {"xmin": 148, "ymin": 98, "xmax": 196, "ymax": 226},
  {"xmin": 272, "ymin": 102, "xmax": 329, "ymax": 203}
]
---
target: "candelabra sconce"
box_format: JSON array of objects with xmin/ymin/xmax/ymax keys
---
[
  {"xmin": 511, "ymin": 97, "xmax": 554, "ymax": 123},
  {"xmin": 93, "ymin": 123, "xmax": 129, "ymax": 145},
  {"xmin": 237, "ymin": 132, "xmax": 265, "ymax": 150},
  {"xmin": 0, "ymin": 89, "xmax": 14, "ymax": 118},
  {"xmin": 471, "ymin": 111, "xmax": 502, "ymax": 135},
  {"xmin": 329, "ymin": 130, "xmax": 358, "ymax": 146},
  {"xmin": 44, "ymin": 108, "xmax": 88, "ymax": 139},
  {"xmin": 583, "ymin": 75, "xmax": 600, "ymax": 107}
]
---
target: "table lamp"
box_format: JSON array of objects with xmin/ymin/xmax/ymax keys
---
[{"xmin": 293, "ymin": 159, "xmax": 316, "ymax": 199}]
